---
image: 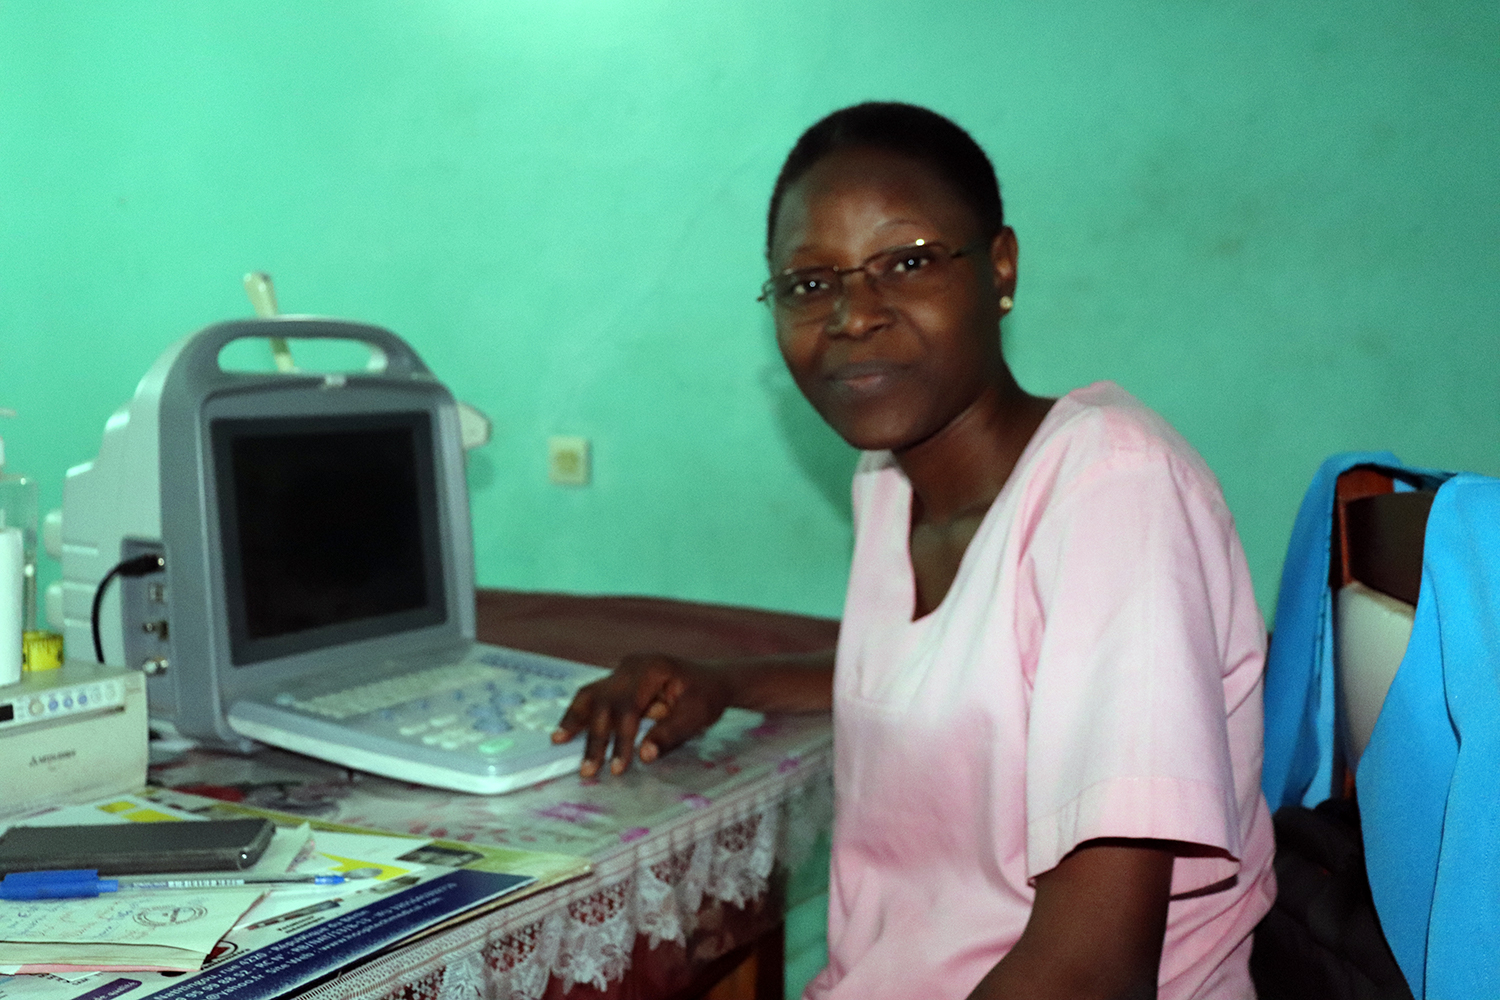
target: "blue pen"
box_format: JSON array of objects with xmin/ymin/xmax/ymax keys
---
[{"xmin": 0, "ymin": 869, "xmax": 344, "ymax": 900}]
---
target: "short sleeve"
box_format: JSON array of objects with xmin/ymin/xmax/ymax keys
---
[{"xmin": 1020, "ymin": 447, "xmax": 1244, "ymax": 896}]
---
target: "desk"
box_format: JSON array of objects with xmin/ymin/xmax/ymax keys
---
[{"xmin": 151, "ymin": 590, "xmax": 838, "ymax": 1000}]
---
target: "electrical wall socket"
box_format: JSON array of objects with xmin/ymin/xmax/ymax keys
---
[{"xmin": 548, "ymin": 436, "xmax": 590, "ymax": 486}]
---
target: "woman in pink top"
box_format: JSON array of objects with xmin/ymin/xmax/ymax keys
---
[{"xmin": 556, "ymin": 103, "xmax": 1275, "ymax": 999}]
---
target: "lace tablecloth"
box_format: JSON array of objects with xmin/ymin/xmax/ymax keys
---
[{"xmin": 151, "ymin": 708, "xmax": 833, "ymax": 1000}]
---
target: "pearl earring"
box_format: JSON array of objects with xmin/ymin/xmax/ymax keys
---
[{"xmin": 999, "ymin": 295, "xmax": 1014, "ymax": 311}]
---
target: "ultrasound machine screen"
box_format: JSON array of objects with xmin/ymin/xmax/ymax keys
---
[{"xmin": 213, "ymin": 412, "xmax": 447, "ymax": 666}]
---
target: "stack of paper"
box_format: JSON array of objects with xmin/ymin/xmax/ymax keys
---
[
  {"xmin": 0, "ymin": 789, "xmax": 587, "ymax": 998},
  {"xmin": 0, "ymin": 804, "xmax": 317, "ymax": 973},
  {"xmin": 0, "ymin": 888, "xmax": 266, "ymax": 972}
]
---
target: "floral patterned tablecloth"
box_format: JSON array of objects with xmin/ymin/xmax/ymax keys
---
[{"xmin": 150, "ymin": 707, "xmax": 833, "ymax": 1000}]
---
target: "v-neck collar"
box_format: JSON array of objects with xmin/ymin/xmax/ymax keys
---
[{"xmin": 899, "ymin": 394, "xmax": 1072, "ymax": 626}]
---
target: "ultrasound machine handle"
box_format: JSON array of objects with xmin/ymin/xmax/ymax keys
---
[{"xmin": 168, "ymin": 317, "xmax": 436, "ymax": 387}]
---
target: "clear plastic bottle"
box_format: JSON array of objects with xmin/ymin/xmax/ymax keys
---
[
  {"xmin": 0, "ymin": 412, "xmax": 34, "ymax": 685},
  {"xmin": 0, "ymin": 422, "xmax": 38, "ymax": 634}
]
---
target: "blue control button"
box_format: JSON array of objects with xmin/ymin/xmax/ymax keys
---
[{"xmin": 530, "ymin": 683, "xmax": 568, "ymax": 700}]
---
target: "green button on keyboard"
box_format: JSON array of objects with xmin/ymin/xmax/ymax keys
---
[{"xmin": 478, "ymin": 737, "xmax": 515, "ymax": 755}]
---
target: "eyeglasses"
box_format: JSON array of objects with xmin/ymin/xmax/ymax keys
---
[{"xmin": 758, "ymin": 239, "xmax": 987, "ymax": 322}]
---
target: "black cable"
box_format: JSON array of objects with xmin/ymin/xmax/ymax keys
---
[{"xmin": 91, "ymin": 553, "xmax": 165, "ymax": 664}]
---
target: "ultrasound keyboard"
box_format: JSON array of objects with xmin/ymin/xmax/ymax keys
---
[{"xmin": 227, "ymin": 647, "xmax": 614, "ymax": 794}]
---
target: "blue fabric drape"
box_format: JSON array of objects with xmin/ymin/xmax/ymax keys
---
[
  {"xmin": 1358, "ymin": 474, "xmax": 1500, "ymax": 998},
  {"xmin": 1262, "ymin": 451, "xmax": 1402, "ymax": 810}
]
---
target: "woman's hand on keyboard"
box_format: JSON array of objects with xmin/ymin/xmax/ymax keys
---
[{"xmin": 551, "ymin": 653, "xmax": 732, "ymax": 777}]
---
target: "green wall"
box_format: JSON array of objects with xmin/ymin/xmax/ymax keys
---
[{"xmin": 3, "ymin": 1, "xmax": 1497, "ymax": 623}]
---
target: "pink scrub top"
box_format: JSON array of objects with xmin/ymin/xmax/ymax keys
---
[{"xmin": 806, "ymin": 382, "xmax": 1276, "ymax": 1000}]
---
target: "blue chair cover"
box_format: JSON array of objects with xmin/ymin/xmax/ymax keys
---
[
  {"xmin": 1359, "ymin": 474, "xmax": 1500, "ymax": 997},
  {"xmin": 1262, "ymin": 451, "xmax": 1402, "ymax": 810}
]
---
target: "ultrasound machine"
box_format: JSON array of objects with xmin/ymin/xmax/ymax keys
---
[{"xmin": 59, "ymin": 318, "xmax": 609, "ymax": 793}]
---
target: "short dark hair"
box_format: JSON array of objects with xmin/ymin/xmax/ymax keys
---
[{"xmin": 766, "ymin": 102, "xmax": 1004, "ymax": 255}]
